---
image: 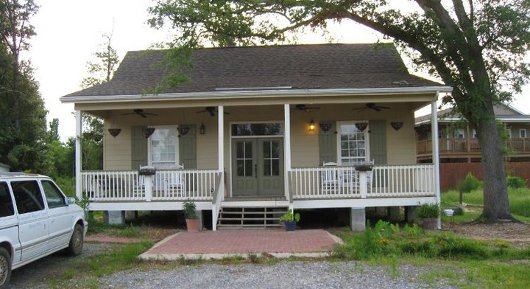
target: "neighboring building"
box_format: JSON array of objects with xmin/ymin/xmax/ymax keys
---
[
  {"xmin": 416, "ymin": 104, "xmax": 530, "ymax": 163},
  {"xmin": 61, "ymin": 43, "xmax": 451, "ymax": 230}
]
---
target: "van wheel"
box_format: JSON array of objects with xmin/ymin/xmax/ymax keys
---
[
  {"xmin": 0, "ymin": 247, "xmax": 11, "ymax": 289},
  {"xmin": 66, "ymin": 224, "xmax": 84, "ymax": 256}
]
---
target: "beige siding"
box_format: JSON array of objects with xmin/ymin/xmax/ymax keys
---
[{"xmin": 102, "ymin": 102, "xmax": 420, "ymax": 171}]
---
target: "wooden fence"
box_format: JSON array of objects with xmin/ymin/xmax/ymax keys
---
[{"xmin": 440, "ymin": 162, "xmax": 530, "ymax": 191}]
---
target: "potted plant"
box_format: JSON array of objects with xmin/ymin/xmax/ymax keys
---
[
  {"xmin": 279, "ymin": 209, "xmax": 301, "ymax": 231},
  {"xmin": 183, "ymin": 201, "xmax": 200, "ymax": 232},
  {"xmin": 416, "ymin": 203, "xmax": 440, "ymax": 230}
]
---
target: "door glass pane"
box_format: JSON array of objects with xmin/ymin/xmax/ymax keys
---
[
  {"xmin": 245, "ymin": 142, "xmax": 252, "ymax": 158},
  {"xmin": 236, "ymin": 141, "xmax": 253, "ymax": 177},
  {"xmin": 0, "ymin": 182, "xmax": 14, "ymax": 217},
  {"xmin": 264, "ymin": 161, "xmax": 271, "ymax": 177},
  {"xmin": 237, "ymin": 160, "xmax": 245, "ymax": 176},
  {"xmin": 12, "ymin": 181, "xmax": 45, "ymax": 214},
  {"xmin": 245, "ymin": 160, "xmax": 253, "ymax": 176},
  {"xmin": 236, "ymin": 142, "xmax": 244, "ymax": 158},
  {"xmin": 41, "ymin": 181, "xmax": 66, "ymax": 208},
  {"xmin": 263, "ymin": 141, "xmax": 271, "ymax": 158},
  {"xmin": 271, "ymin": 159, "xmax": 280, "ymax": 176},
  {"xmin": 272, "ymin": 141, "xmax": 280, "ymax": 158}
]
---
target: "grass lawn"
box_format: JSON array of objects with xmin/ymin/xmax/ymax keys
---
[{"xmin": 441, "ymin": 188, "xmax": 530, "ymax": 223}]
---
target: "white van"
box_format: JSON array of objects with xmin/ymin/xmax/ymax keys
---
[{"xmin": 0, "ymin": 173, "xmax": 87, "ymax": 288}]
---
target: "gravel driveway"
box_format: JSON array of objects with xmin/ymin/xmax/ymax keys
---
[
  {"xmin": 7, "ymin": 244, "xmax": 456, "ymax": 289},
  {"xmin": 100, "ymin": 262, "xmax": 455, "ymax": 289}
]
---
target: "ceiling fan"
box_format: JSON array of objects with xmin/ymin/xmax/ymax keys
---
[
  {"xmin": 122, "ymin": 109, "xmax": 158, "ymax": 118},
  {"xmin": 196, "ymin": 106, "xmax": 230, "ymax": 117},
  {"xmin": 292, "ymin": 104, "xmax": 321, "ymax": 112},
  {"xmin": 353, "ymin": 103, "xmax": 390, "ymax": 112}
]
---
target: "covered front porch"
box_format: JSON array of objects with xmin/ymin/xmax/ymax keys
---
[{"xmin": 71, "ymin": 93, "xmax": 444, "ymax": 230}]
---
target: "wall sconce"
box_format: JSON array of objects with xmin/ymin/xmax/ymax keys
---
[
  {"xmin": 391, "ymin": 121, "xmax": 404, "ymax": 131},
  {"xmin": 107, "ymin": 128, "xmax": 121, "ymax": 137},
  {"xmin": 144, "ymin": 127, "xmax": 155, "ymax": 138},
  {"xmin": 355, "ymin": 122, "xmax": 368, "ymax": 132},
  {"xmin": 199, "ymin": 123, "xmax": 206, "ymax": 135},
  {"xmin": 177, "ymin": 125, "xmax": 190, "ymax": 136},
  {"xmin": 319, "ymin": 122, "xmax": 332, "ymax": 132},
  {"xmin": 308, "ymin": 119, "xmax": 316, "ymax": 132}
]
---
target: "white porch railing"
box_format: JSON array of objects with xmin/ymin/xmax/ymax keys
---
[
  {"xmin": 289, "ymin": 164, "xmax": 435, "ymax": 199},
  {"xmin": 81, "ymin": 169, "xmax": 220, "ymax": 201},
  {"xmin": 289, "ymin": 167, "xmax": 361, "ymax": 199}
]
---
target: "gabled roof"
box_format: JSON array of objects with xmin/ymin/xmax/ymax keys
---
[
  {"xmin": 415, "ymin": 103, "xmax": 530, "ymax": 125},
  {"xmin": 63, "ymin": 43, "xmax": 443, "ymax": 98}
]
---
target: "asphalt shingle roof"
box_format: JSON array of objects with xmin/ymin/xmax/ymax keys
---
[{"xmin": 64, "ymin": 43, "xmax": 442, "ymax": 97}]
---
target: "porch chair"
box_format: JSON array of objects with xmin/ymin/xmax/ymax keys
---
[
  {"xmin": 321, "ymin": 162, "xmax": 339, "ymax": 194},
  {"xmin": 154, "ymin": 164, "xmax": 186, "ymax": 198}
]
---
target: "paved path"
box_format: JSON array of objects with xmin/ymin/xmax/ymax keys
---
[{"xmin": 141, "ymin": 229, "xmax": 342, "ymax": 260}]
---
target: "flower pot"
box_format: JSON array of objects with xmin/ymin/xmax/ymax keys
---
[
  {"xmin": 185, "ymin": 218, "xmax": 200, "ymax": 232},
  {"xmin": 284, "ymin": 220, "xmax": 297, "ymax": 231},
  {"xmin": 421, "ymin": 218, "xmax": 437, "ymax": 230}
]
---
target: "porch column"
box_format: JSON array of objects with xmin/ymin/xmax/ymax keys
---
[
  {"xmin": 284, "ymin": 104, "xmax": 293, "ymax": 209},
  {"xmin": 431, "ymin": 96, "xmax": 441, "ymax": 229},
  {"xmin": 218, "ymin": 105, "xmax": 224, "ymax": 173},
  {"xmin": 75, "ymin": 110, "xmax": 82, "ymax": 199}
]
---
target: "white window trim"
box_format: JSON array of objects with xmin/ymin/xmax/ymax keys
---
[
  {"xmin": 336, "ymin": 121, "xmax": 370, "ymax": 166},
  {"xmin": 507, "ymin": 128, "xmax": 512, "ymax": 139},
  {"xmin": 520, "ymin": 129, "xmax": 527, "ymax": 138},
  {"xmin": 147, "ymin": 125, "xmax": 180, "ymax": 168}
]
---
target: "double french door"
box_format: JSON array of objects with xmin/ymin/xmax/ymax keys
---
[{"xmin": 232, "ymin": 138, "xmax": 283, "ymax": 197}]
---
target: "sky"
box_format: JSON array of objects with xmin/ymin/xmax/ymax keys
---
[{"xmin": 27, "ymin": 0, "xmax": 530, "ymax": 141}]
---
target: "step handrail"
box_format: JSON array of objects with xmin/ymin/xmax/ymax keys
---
[{"xmin": 211, "ymin": 172, "xmax": 224, "ymax": 231}]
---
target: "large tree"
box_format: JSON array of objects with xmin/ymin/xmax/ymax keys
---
[
  {"xmin": 0, "ymin": 0, "xmax": 48, "ymax": 172},
  {"xmin": 148, "ymin": 0, "xmax": 530, "ymax": 222},
  {"xmin": 78, "ymin": 33, "xmax": 119, "ymax": 170}
]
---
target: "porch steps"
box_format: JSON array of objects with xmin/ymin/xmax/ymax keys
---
[{"xmin": 217, "ymin": 206, "xmax": 288, "ymax": 229}]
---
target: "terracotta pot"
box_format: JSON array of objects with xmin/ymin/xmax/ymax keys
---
[
  {"xmin": 185, "ymin": 218, "xmax": 200, "ymax": 232},
  {"xmin": 421, "ymin": 218, "xmax": 438, "ymax": 230}
]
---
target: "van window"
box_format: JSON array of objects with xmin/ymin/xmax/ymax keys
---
[
  {"xmin": 41, "ymin": 180, "xmax": 66, "ymax": 208},
  {"xmin": 12, "ymin": 181, "xmax": 45, "ymax": 214},
  {"xmin": 0, "ymin": 182, "xmax": 15, "ymax": 217}
]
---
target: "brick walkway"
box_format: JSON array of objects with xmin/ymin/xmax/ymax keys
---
[{"xmin": 140, "ymin": 229, "xmax": 342, "ymax": 260}]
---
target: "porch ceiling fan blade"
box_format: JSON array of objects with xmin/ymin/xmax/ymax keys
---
[
  {"xmin": 196, "ymin": 106, "xmax": 230, "ymax": 116},
  {"xmin": 292, "ymin": 104, "xmax": 321, "ymax": 112},
  {"xmin": 121, "ymin": 109, "xmax": 158, "ymax": 118}
]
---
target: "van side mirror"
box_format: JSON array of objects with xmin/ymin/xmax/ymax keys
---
[{"xmin": 67, "ymin": 197, "xmax": 76, "ymax": 205}]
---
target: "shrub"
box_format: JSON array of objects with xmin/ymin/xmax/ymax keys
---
[
  {"xmin": 506, "ymin": 176, "xmax": 527, "ymax": 189},
  {"xmin": 183, "ymin": 201, "xmax": 198, "ymax": 219},
  {"xmin": 457, "ymin": 172, "xmax": 481, "ymax": 193},
  {"xmin": 416, "ymin": 203, "xmax": 440, "ymax": 218}
]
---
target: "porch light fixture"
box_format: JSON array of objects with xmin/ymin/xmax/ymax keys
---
[
  {"xmin": 144, "ymin": 127, "xmax": 155, "ymax": 138},
  {"xmin": 308, "ymin": 119, "xmax": 316, "ymax": 132},
  {"xmin": 391, "ymin": 121, "xmax": 404, "ymax": 131},
  {"xmin": 355, "ymin": 122, "xmax": 368, "ymax": 132},
  {"xmin": 177, "ymin": 125, "xmax": 190, "ymax": 136},
  {"xmin": 199, "ymin": 123, "xmax": 206, "ymax": 135},
  {"xmin": 107, "ymin": 128, "xmax": 121, "ymax": 137},
  {"xmin": 319, "ymin": 122, "xmax": 332, "ymax": 132}
]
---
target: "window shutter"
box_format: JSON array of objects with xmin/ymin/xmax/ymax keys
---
[
  {"xmin": 131, "ymin": 126, "xmax": 147, "ymax": 169},
  {"xmin": 319, "ymin": 122, "xmax": 337, "ymax": 165},
  {"xmin": 369, "ymin": 120, "xmax": 387, "ymax": 165},
  {"xmin": 179, "ymin": 125, "xmax": 197, "ymax": 169}
]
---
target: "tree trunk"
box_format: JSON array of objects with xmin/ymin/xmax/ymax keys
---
[{"xmin": 477, "ymin": 108, "xmax": 512, "ymax": 222}]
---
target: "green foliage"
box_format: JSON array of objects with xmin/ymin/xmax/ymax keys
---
[
  {"xmin": 457, "ymin": 172, "xmax": 482, "ymax": 193},
  {"xmin": 80, "ymin": 33, "xmax": 119, "ymax": 89},
  {"xmin": 506, "ymin": 175, "xmax": 527, "ymax": 189},
  {"xmin": 416, "ymin": 203, "xmax": 440, "ymax": 219},
  {"xmin": 183, "ymin": 201, "xmax": 198, "ymax": 219},
  {"xmin": 279, "ymin": 209, "xmax": 300, "ymax": 223}
]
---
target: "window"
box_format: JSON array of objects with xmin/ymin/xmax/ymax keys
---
[
  {"xmin": 507, "ymin": 128, "xmax": 512, "ymax": 139},
  {"xmin": 232, "ymin": 123, "xmax": 283, "ymax": 136},
  {"xmin": 12, "ymin": 181, "xmax": 44, "ymax": 214},
  {"xmin": 41, "ymin": 180, "xmax": 66, "ymax": 209},
  {"xmin": 472, "ymin": 129, "xmax": 477, "ymax": 138},
  {"xmin": 453, "ymin": 129, "xmax": 465, "ymax": 139},
  {"xmin": 338, "ymin": 123, "xmax": 369, "ymax": 165},
  {"xmin": 520, "ymin": 129, "xmax": 527, "ymax": 138},
  {"xmin": 150, "ymin": 127, "xmax": 178, "ymax": 169},
  {"xmin": 0, "ymin": 182, "xmax": 14, "ymax": 217}
]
